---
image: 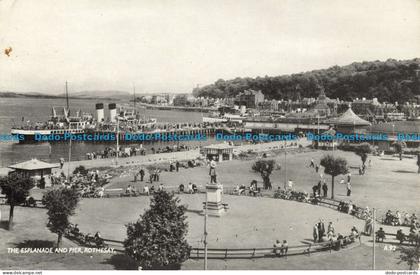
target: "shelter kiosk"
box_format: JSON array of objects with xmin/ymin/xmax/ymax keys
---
[
  {"xmin": 203, "ymin": 143, "xmax": 233, "ymax": 162},
  {"xmin": 328, "ymin": 104, "xmax": 371, "ymax": 135},
  {"xmin": 8, "ymin": 159, "xmax": 60, "ymax": 188}
]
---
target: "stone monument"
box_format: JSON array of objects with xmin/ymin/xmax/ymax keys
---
[
  {"xmin": 204, "ymin": 183, "xmax": 226, "ymax": 217},
  {"xmin": 203, "ymin": 158, "xmax": 227, "ymax": 217}
]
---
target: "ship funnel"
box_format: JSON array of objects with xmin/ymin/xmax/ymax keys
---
[
  {"xmin": 96, "ymin": 103, "xmax": 104, "ymax": 122},
  {"xmin": 109, "ymin": 103, "xmax": 117, "ymax": 123}
]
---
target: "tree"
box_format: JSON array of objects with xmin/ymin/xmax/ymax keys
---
[
  {"xmin": 42, "ymin": 187, "xmax": 80, "ymax": 248},
  {"xmin": 398, "ymin": 243, "xmax": 420, "ymax": 270},
  {"xmin": 354, "ymin": 143, "xmax": 372, "ymax": 166},
  {"xmin": 0, "ymin": 173, "xmax": 35, "ymax": 230},
  {"xmin": 252, "ymin": 159, "xmax": 276, "ymax": 189},
  {"xmin": 320, "ymin": 155, "xmax": 348, "ymax": 199},
  {"xmin": 124, "ymin": 191, "xmax": 191, "ymax": 270},
  {"xmin": 392, "ymin": 141, "xmax": 406, "ymax": 160},
  {"xmin": 192, "ymin": 58, "xmax": 420, "ymax": 104}
]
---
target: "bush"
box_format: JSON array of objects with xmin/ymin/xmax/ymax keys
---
[{"xmin": 73, "ymin": 165, "xmax": 89, "ymax": 176}]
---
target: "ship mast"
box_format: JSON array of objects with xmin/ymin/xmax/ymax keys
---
[{"xmin": 65, "ymin": 81, "xmax": 70, "ymax": 115}]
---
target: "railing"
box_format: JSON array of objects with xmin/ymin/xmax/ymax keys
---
[
  {"xmin": 190, "ymin": 235, "xmax": 361, "ymax": 259},
  {"xmin": 0, "ymin": 195, "xmax": 45, "ymax": 208},
  {"xmin": 372, "ymin": 232, "xmax": 419, "ymax": 247},
  {"xmin": 101, "ymin": 238, "xmax": 125, "ymax": 252}
]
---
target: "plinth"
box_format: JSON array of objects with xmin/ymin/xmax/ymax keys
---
[{"xmin": 203, "ymin": 184, "xmax": 227, "ymax": 217}]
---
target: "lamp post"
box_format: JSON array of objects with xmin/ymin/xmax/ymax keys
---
[
  {"xmin": 204, "ymin": 194, "xmax": 208, "ymax": 270},
  {"xmin": 284, "ymin": 139, "xmax": 287, "ymax": 189},
  {"xmin": 372, "ymin": 208, "xmax": 376, "ymax": 270}
]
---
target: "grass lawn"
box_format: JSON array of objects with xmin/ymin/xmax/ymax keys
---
[
  {"xmin": 1, "ymin": 148, "xmax": 418, "ymax": 270},
  {"xmin": 107, "ymin": 149, "xmax": 420, "ymax": 218}
]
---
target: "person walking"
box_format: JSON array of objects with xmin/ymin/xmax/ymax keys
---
[
  {"xmin": 313, "ymin": 224, "xmax": 319, "ymax": 242},
  {"xmin": 347, "ymin": 181, "xmax": 352, "ymax": 196},
  {"xmin": 312, "ymin": 184, "xmax": 318, "ymax": 197},
  {"xmin": 317, "ymin": 181, "xmax": 322, "ymax": 195},
  {"xmin": 287, "ymin": 179, "xmax": 293, "ymax": 191},
  {"xmin": 176, "ymin": 161, "xmax": 180, "ymax": 172},
  {"xmin": 317, "ymin": 220, "xmax": 325, "ymax": 242},
  {"xmin": 322, "ymin": 182, "xmax": 328, "ymax": 197},
  {"xmin": 139, "ymin": 168, "xmax": 145, "ymax": 182},
  {"xmin": 155, "ymin": 169, "xmax": 160, "ymax": 182}
]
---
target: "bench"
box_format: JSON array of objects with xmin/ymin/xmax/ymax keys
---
[{"xmin": 104, "ymin": 188, "xmax": 124, "ymax": 198}]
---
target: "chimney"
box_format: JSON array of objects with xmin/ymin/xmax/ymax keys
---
[
  {"xmin": 96, "ymin": 103, "xmax": 104, "ymax": 122},
  {"xmin": 109, "ymin": 103, "xmax": 117, "ymax": 122}
]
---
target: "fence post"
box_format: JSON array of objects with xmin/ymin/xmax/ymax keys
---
[
  {"xmin": 330, "ymin": 240, "xmax": 333, "ymax": 253},
  {"xmin": 225, "ymin": 249, "xmax": 228, "ymax": 259},
  {"xmin": 252, "ymin": 248, "xmax": 256, "ymax": 258},
  {"xmin": 197, "ymin": 248, "xmax": 199, "ymax": 259}
]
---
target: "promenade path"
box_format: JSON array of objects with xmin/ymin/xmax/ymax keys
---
[{"xmin": 53, "ymin": 139, "xmax": 311, "ymax": 176}]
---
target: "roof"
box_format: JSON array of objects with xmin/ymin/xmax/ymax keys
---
[
  {"xmin": 329, "ymin": 107, "xmax": 371, "ymax": 126},
  {"xmin": 8, "ymin": 159, "xmax": 60, "ymax": 170},
  {"xmin": 204, "ymin": 143, "xmax": 234, "ymax": 150}
]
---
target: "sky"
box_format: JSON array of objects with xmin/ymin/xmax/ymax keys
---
[{"xmin": 0, "ymin": 0, "xmax": 419, "ymax": 95}]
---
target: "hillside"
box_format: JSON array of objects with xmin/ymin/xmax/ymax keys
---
[
  {"xmin": 193, "ymin": 58, "xmax": 420, "ymax": 103},
  {"xmin": 0, "ymin": 90, "xmax": 130, "ymax": 100},
  {"xmin": 58, "ymin": 90, "xmax": 131, "ymax": 99}
]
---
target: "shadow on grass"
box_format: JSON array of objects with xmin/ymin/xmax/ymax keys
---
[
  {"xmin": 392, "ymin": 170, "xmax": 417, "ymax": 174},
  {"xmin": 13, "ymin": 239, "xmax": 55, "ymax": 249},
  {"xmin": 380, "ymin": 158, "xmax": 398, "ymax": 161},
  {"xmin": 185, "ymin": 209, "xmax": 202, "ymax": 215},
  {"xmin": 102, "ymin": 253, "xmax": 138, "ymax": 270},
  {"xmin": 300, "ymin": 239, "xmax": 315, "ymax": 245},
  {"xmin": 0, "ymin": 221, "xmax": 9, "ymax": 230}
]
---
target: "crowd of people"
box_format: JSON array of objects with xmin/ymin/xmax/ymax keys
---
[
  {"xmin": 84, "ymin": 144, "xmax": 195, "ymax": 161},
  {"xmin": 309, "ymin": 158, "xmax": 354, "ymax": 198},
  {"xmin": 383, "ymin": 210, "xmax": 418, "ymax": 228},
  {"xmin": 178, "ymin": 182, "xmax": 199, "ymax": 194},
  {"xmin": 233, "ymin": 180, "xmax": 262, "ymax": 196},
  {"xmin": 66, "ymin": 223, "xmax": 107, "ymax": 248},
  {"xmin": 312, "ymin": 220, "xmax": 360, "ymax": 248},
  {"xmin": 48, "ymin": 168, "xmax": 111, "ymax": 199}
]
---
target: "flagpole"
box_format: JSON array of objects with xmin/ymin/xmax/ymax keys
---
[{"xmin": 284, "ymin": 139, "xmax": 287, "ymax": 189}]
